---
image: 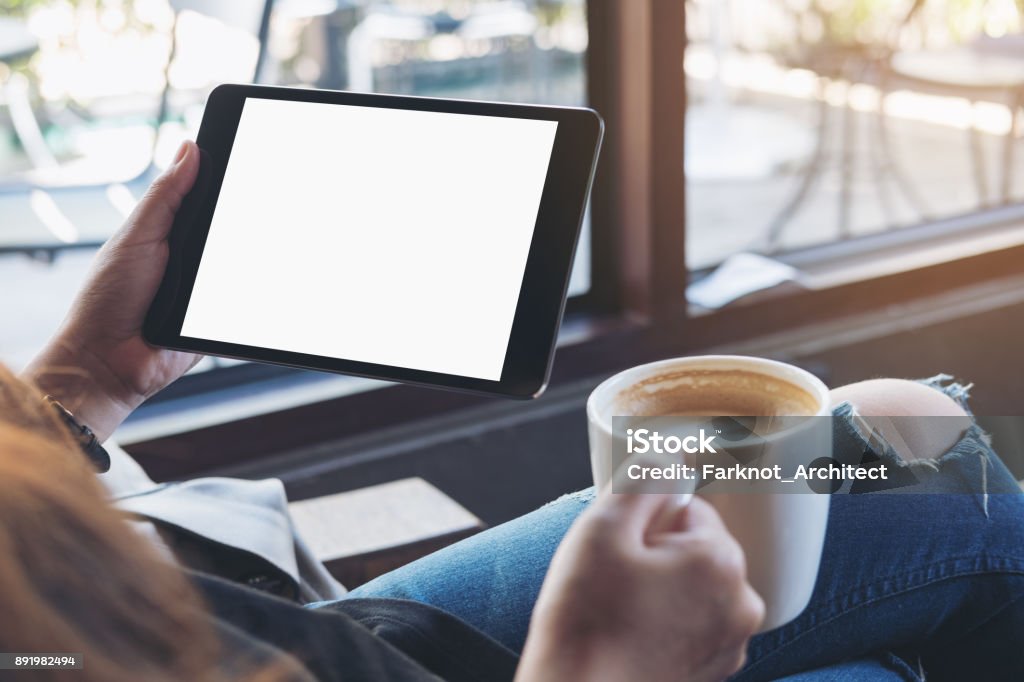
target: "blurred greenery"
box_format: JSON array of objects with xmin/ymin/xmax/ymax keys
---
[{"xmin": 0, "ymin": 0, "xmax": 56, "ymax": 16}]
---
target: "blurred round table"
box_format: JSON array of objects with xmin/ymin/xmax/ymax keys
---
[
  {"xmin": 892, "ymin": 46, "xmax": 1024, "ymax": 92},
  {"xmin": 890, "ymin": 43, "xmax": 1024, "ymax": 205}
]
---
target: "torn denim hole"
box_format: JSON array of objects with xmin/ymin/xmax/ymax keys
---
[
  {"xmin": 918, "ymin": 375, "xmax": 990, "ymax": 516},
  {"xmin": 917, "ymin": 373, "xmax": 975, "ymax": 416},
  {"xmin": 835, "ymin": 376, "xmax": 995, "ymax": 516}
]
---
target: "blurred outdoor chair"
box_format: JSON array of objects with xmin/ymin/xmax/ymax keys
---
[
  {"xmin": 761, "ymin": 0, "xmax": 931, "ymax": 251},
  {"xmin": 0, "ymin": 0, "xmax": 273, "ymax": 259},
  {"xmin": 885, "ymin": 31, "xmax": 1024, "ymax": 207},
  {"xmin": 0, "ymin": 17, "xmax": 51, "ymax": 171},
  {"xmin": 684, "ymin": 0, "xmax": 815, "ymax": 183}
]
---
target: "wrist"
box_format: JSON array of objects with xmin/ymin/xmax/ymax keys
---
[
  {"xmin": 22, "ymin": 335, "xmax": 139, "ymax": 443},
  {"xmin": 517, "ymin": 626, "xmax": 624, "ymax": 682}
]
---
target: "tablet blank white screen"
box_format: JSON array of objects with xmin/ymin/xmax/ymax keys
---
[{"xmin": 180, "ymin": 97, "xmax": 558, "ymax": 381}]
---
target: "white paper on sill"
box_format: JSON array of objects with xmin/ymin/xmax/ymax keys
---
[{"xmin": 687, "ymin": 252, "xmax": 802, "ymax": 309}]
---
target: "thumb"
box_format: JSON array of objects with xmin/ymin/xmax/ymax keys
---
[
  {"xmin": 119, "ymin": 140, "xmax": 200, "ymax": 245},
  {"xmin": 599, "ymin": 453, "xmax": 685, "ymax": 543}
]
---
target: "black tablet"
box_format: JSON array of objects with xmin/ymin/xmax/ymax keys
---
[{"xmin": 144, "ymin": 84, "xmax": 602, "ymax": 398}]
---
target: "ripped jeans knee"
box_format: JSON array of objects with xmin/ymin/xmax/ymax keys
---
[{"xmin": 832, "ymin": 375, "xmax": 1021, "ymax": 514}]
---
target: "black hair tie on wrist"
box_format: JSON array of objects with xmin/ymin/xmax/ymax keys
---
[{"xmin": 43, "ymin": 396, "xmax": 112, "ymax": 473}]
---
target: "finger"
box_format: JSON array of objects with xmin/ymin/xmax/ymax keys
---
[
  {"xmin": 645, "ymin": 493, "xmax": 693, "ymax": 537},
  {"xmin": 119, "ymin": 140, "xmax": 200, "ymax": 245},
  {"xmin": 712, "ymin": 585, "xmax": 765, "ymax": 676},
  {"xmin": 598, "ymin": 469, "xmax": 679, "ymax": 542},
  {"xmin": 738, "ymin": 583, "xmax": 766, "ymax": 634},
  {"xmin": 652, "ymin": 498, "xmax": 740, "ymax": 561},
  {"xmin": 670, "ymin": 495, "xmax": 728, "ymax": 535},
  {"xmin": 703, "ymin": 642, "xmax": 750, "ymax": 681}
]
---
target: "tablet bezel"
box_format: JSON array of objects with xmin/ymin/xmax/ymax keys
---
[{"xmin": 144, "ymin": 84, "xmax": 603, "ymax": 399}]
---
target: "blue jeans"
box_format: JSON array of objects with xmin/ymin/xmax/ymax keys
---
[{"xmin": 337, "ymin": 380, "xmax": 1024, "ymax": 680}]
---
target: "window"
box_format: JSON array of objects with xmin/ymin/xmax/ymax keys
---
[
  {"xmin": 684, "ymin": 0, "xmax": 1024, "ymax": 305},
  {"xmin": 0, "ymin": 0, "xmax": 589, "ymax": 374},
  {"xmin": 6, "ymin": 1, "xmax": 1023, "ymax": 462}
]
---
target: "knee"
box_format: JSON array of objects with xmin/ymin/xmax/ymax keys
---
[
  {"xmin": 830, "ymin": 379, "xmax": 973, "ymax": 462},
  {"xmin": 831, "ymin": 379, "xmax": 967, "ymax": 417}
]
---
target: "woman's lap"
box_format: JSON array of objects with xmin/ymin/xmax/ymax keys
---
[
  {"xmin": 339, "ymin": 381, "xmax": 1024, "ymax": 678},
  {"xmin": 342, "ymin": 487, "xmax": 594, "ymax": 651},
  {"xmin": 342, "ymin": 490, "xmax": 1024, "ymax": 673}
]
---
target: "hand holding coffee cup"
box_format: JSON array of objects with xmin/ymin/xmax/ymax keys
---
[
  {"xmin": 586, "ymin": 355, "xmax": 832, "ymax": 632},
  {"xmin": 522, "ymin": 463, "xmax": 766, "ymax": 682}
]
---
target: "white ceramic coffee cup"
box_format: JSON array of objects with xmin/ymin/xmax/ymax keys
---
[{"xmin": 586, "ymin": 355, "xmax": 832, "ymax": 632}]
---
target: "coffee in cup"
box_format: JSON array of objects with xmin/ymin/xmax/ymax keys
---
[{"xmin": 587, "ymin": 355, "xmax": 832, "ymax": 632}]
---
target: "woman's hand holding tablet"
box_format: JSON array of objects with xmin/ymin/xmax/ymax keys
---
[{"xmin": 144, "ymin": 84, "xmax": 602, "ymax": 398}]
